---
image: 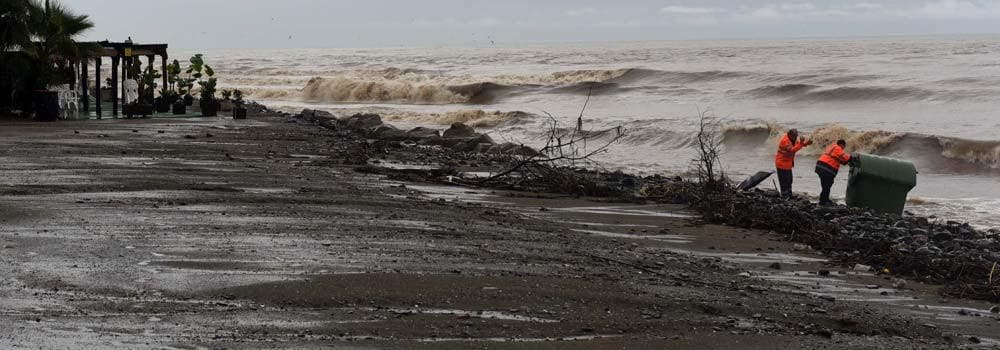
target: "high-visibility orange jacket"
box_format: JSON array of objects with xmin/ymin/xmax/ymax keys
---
[
  {"xmin": 818, "ymin": 143, "xmax": 851, "ymax": 171},
  {"xmin": 775, "ymin": 134, "xmax": 804, "ymax": 170}
]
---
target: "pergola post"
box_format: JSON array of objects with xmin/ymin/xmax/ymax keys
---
[
  {"xmin": 81, "ymin": 59, "xmax": 89, "ymax": 113},
  {"xmin": 146, "ymin": 54, "xmax": 155, "ymax": 99},
  {"xmin": 95, "ymin": 57, "xmax": 102, "ymax": 119},
  {"xmin": 112, "ymin": 56, "xmax": 119, "ymax": 117},
  {"xmin": 161, "ymin": 53, "xmax": 168, "ymax": 95}
]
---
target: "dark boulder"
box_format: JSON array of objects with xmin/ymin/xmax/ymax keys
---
[
  {"xmin": 342, "ymin": 113, "xmax": 383, "ymax": 131},
  {"xmin": 297, "ymin": 109, "xmax": 338, "ymax": 129},
  {"xmin": 443, "ymin": 122, "xmax": 476, "ymax": 138},
  {"xmin": 407, "ymin": 127, "xmax": 440, "ymax": 139},
  {"xmin": 452, "ymin": 134, "xmax": 495, "ymax": 153},
  {"xmin": 370, "ymin": 125, "xmax": 408, "ymax": 141}
]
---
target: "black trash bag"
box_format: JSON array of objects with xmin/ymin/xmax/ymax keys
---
[{"xmin": 737, "ymin": 171, "xmax": 774, "ymax": 191}]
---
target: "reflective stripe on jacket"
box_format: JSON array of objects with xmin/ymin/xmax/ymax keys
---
[
  {"xmin": 818, "ymin": 144, "xmax": 851, "ymax": 171},
  {"xmin": 774, "ymin": 134, "xmax": 804, "ymax": 170}
]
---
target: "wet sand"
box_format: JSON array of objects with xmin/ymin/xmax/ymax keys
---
[{"xmin": 0, "ymin": 111, "xmax": 995, "ymax": 349}]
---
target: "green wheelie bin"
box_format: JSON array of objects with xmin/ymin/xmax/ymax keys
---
[{"xmin": 845, "ymin": 153, "xmax": 917, "ymax": 215}]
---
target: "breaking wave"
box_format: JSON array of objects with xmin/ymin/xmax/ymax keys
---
[
  {"xmin": 719, "ymin": 122, "xmax": 1000, "ymax": 172},
  {"xmin": 382, "ymin": 110, "xmax": 532, "ymax": 128},
  {"xmin": 301, "ymin": 77, "xmax": 467, "ymax": 104},
  {"xmin": 747, "ymin": 84, "xmax": 990, "ymax": 103}
]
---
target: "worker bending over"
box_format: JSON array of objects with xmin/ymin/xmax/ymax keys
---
[
  {"xmin": 774, "ymin": 129, "xmax": 812, "ymax": 198},
  {"xmin": 815, "ymin": 139, "xmax": 852, "ymax": 206}
]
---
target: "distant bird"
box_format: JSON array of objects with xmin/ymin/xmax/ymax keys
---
[{"xmin": 288, "ymin": 35, "xmax": 292, "ymax": 40}]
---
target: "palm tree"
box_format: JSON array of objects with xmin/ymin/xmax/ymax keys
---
[
  {"xmin": 21, "ymin": 0, "xmax": 100, "ymax": 89},
  {"xmin": 1, "ymin": 0, "xmax": 35, "ymax": 113},
  {"xmin": 0, "ymin": 0, "xmax": 34, "ymax": 52}
]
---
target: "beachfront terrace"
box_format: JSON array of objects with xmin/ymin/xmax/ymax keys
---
[{"xmin": 76, "ymin": 40, "xmax": 169, "ymax": 118}]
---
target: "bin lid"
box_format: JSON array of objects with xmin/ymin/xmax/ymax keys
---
[{"xmin": 850, "ymin": 153, "xmax": 917, "ymax": 187}]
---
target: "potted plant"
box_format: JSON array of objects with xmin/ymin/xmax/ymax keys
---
[
  {"xmin": 131, "ymin": 62, "xmax": 158, "ymax": 116},
  {"xmin": 187, "ymin": 54, "xmax": 219, "ymax": 116},
  {"xmin": 157, "ymin": 87, "xmax": 178, "ymax": 113},
  {"xmin": 220, "ymin": 89, "xmax": 234, "ymax": 112},
  {"xmin": 172, "ymin": 99, "xmax": 186, "ymax": 115},
  {"xmin": 232, "ymin": 89, "xmax": 247, "ymax": 119},
  {"xmin": 168, "ymin": 59, "xmax": 195, "ymax": 106}
]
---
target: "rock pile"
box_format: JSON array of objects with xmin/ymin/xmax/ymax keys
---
[
  {"xmin": 659, "ymin": 183, "xmax": 1000, "ymax": 302},
  {"xmin": 291, "ymin": 109, "xmax": 535, "ymax": 156}
]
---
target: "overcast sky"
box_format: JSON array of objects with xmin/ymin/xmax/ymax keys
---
[{"xmin": 72, "ymin": 0, "xmax": 1000, "ymax": 49}]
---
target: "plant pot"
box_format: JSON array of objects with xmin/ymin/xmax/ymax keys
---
[
  {"xmin": 233, "ymin": 106, "xmax": 247, "ymax": 120},
  {"xmin": 220, "ymin": 100, "xmax": 234, "ymax": 112},
  {"xmin": 32, "ymin": 90, "xmax": 60, "ymax": 122},
  {"xmin": 100, "ymin": 88, "xmax": 114, "ymax": 103},
  {"xmin": 172, "ymin": 100, "xmax": 186, "ymax": 115},
  {"xmin": 154, "ymin": 97, "xmax": 170, "ymax": 113},
  {"xmin": 200, "ymin": 99, "xmax": 220, "ymax": 117},
  {"xmin": 124, "ymin": 103, "xmax": 154, "ymax": 118},
  {"xmin": 183, "ymin": 94, "xmax": 194, "ymax": 106}
]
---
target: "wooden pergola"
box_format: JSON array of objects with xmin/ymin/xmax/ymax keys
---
[{"xmin": 79, "ymin": 40, "xmax": 168, "ymax": 118}]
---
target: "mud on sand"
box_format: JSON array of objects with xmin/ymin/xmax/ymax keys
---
[{"xmin": 0, "ymin": 111, "xmax": 993, "ymax": 349}]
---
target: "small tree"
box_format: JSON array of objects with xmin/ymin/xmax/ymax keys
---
[
  {"xmin": 186, "ymin": 54, "xmax": 217, "ymax": 108},
  {"xmin": 693, "ymin": 110, "xmax": 723, "ymax": 188},
  {"xmin": 482, "ymin": 89, "xmax": 627, "ymax": 195},
  {"xmin": 692, "ymin": 109, "xmax": 727, "ymax": 191}
]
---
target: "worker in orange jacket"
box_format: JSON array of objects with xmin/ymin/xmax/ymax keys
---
[
  {"xmin": 815, "ymin": 139, "xmax": 852, "ymax": 206},
  {"xmin": 774, "ymin": 129, "xmax": 812, "ymax": 198}
]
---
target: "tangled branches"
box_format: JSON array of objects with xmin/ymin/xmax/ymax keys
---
[{"xmin": 481, "ymin": 91, "xmax": 627, "ymax": 196}]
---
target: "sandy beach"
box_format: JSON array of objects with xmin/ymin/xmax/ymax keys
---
[{"xmin": 0, "ymin": 108, "xmax": 996, "ymax": 349}]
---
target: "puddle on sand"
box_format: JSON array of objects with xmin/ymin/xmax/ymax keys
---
[
  {"xmin": 416, "ymin": 335, "xmax": 620, "ymax": 343},
  {"xmin": 903, "ymin": 304, "xmax": 1000, "ymax": 321},
  {"xmin": 571, "ymin": 229, "xmax": 693, "ymax": 244},
  {"xmin": 406, "ymin": 185, "xmax": 498, "ymax": 204},
  {"xmin": 369, "ymin": 161, "xmax": 440, "ymax": 171},
  {"xmin": 556, "ymin": 221, "xmax": 658, "ymax": 228},
  {"xmin": 238, "ymin": 187, "xmax": 298, "ymax": 194},
  {"xmin": 379, "ymin": 308, "xmax": 558, "ymax": 323},
  {"xmin": 668, "ymin": 248, "xmax": 828, "ymax": 265},
  {"xmin": 552, "ymin": 206, "xmax": 695, "ymax": 218}
]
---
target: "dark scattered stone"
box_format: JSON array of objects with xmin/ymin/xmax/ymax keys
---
[
  {"xmin": 406, "ymin": 127, "xmax": 440, "ymax": 139},
  {"xmin": 768, "ymin": 262, "xmax": 781, "ymax": 270},
  {"xmin": 370, "ymin": 125, "xmax": 407, "ymax": 141},
  {"xmin": 451, "ymin": 134, "xmax": 495, "ymax": 153},
  {"xmin": 818, "ymin": 270, "xmax": 830, "ymax": 276},
  {"xmin": 443, "ymin": 122, "xmax": 476, "ymax": 138},
  {"xmin": 342, "ymin": 113, "xmax": 383, "ymax": 131}
]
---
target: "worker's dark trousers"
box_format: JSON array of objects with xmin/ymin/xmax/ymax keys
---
[
  {"xmin": 815, "ymin": 165, "xmax": 837, "ymax": 205},
  {"xmin": 776, "ymin": 169, "xmax": 793, "ymax": 198}
]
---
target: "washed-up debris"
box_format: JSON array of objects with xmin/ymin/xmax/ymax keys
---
[{"xmin": 653, "ymin": 182, "xmax": 1000, "ymax": 302}]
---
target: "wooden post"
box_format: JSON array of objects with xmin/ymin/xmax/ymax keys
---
[
  {"xmin": 161, "ymin": 53, "xmax": 168, "ymax": 95},
  {"xmin": 112, "ymin": 56, "xmax": 119, "ymax": 117},
  {"xmin": 81, "ymin": 59, "xmax": 89, "ymax": 112},
  {"xmin": 147, "ymin": 54, "xmax": 155, "ymax": 99},
  {"xmin": 95, "ymin": 57, "xmax": 102, "ymax": 118}
]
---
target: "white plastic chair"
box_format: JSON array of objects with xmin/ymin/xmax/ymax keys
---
[
  {"xmin": 63, "ymin": 89, "xmax": 80, "ymax": 119},
  {"xmin": 123, "ymin": 79, "xmax": 139, "ymax": 105},
  {"xmin": 48, "ymin": 84, "xmax": 77, "ymax": 120}
]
